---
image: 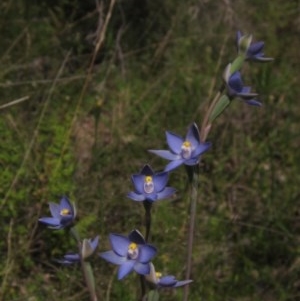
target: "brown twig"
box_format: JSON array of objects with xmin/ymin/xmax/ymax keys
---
[{"xmin": 0, "ymin": 96, "xmax": 29, "ymax": 110}]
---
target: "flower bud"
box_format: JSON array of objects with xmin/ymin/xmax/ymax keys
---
[
  {"xmin": 237, "ymin": 33, "xmax": 253, "ymax": 56},
  {"xmin": 81, "ymin": 236, "xmax": 99, "ymax": 260}
]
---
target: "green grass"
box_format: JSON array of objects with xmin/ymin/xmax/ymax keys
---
[{"xmin": 0, "ymin": 0, "xmax": 300, "ymax": 300}]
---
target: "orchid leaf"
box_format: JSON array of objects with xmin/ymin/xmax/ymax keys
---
[{"xmin": 209, "ymin": 94, "xmax": 231, "ymax": 122}]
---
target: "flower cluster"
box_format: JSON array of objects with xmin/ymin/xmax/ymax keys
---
[
  {"xmin": 222, "ymin": 31, "xmax": 273, "ymax": 107},
  {"xmin": 38, "ymin": 30, "xmax": 273, "ymax": 300}
]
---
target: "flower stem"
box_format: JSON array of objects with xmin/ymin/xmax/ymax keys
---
[
  {"xmin": 81, "ymin": 261, "xmax": 98, "ymax": 301},
  {"xmin": 139, "ymin": 275, "xmax": 146, "ymax": 301},
  {"xmin": 139, "ymin": 201, "xmax": 153, "ymax": 300},
  {"xmin": 200, "ymin": 87, "xmax": 223, "ymax": 142},
  {"xmin": 183, "ymin": 165, "xmax": 199, "ymax": 301},
  {"xmin": 70, "ymin": 227, "xmax": 98, "ymax": 301},
  {"xmin": 183, "ymin": 88, "xmax": 223, "ymax": 301},
  {"xmin": 144, "ymin": 201, "xmax": 152, "ymax": 243}
]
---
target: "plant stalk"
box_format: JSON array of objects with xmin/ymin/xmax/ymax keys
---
[
  {"xmin": 144, "ymin": 201, "xmax": 152, "ymax": 243},
  {"xmin": 183, "ymin": 165, "xmax": 199, "ymax": 301},
  {"xmin": 140, "ymin": 201, "xmax": 153, "ymax": 300},
  {"xmin": 184, "ymin": 88, "xmax": 223, "ymax": 301},
  {"xmin": 70, "ymin": 227, "xmax": 98, "ymax": 301}
]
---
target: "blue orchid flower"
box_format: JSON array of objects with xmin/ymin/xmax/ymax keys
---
[
  {"xmin": 57, "ymin": 236, "xmax": 99, "ymax": 264},
  {"xmin": 145, "ymin": 263, "xmax": 193, "ymax": 288},
  {"xmin": 223, "ymin": 64, "xmax": 261, "ymax": 106},
  {"xmin": 127, "ymin": 165, "xmax": 176, "ymax": 202},
  {"xmin": 149, "ymin": 123, "xmax": 211, "ymax": 172},
  {"xmin": 236, "ymin": 31, "xmax": 273, "ymax": 62},
  {"xmin": 99, "ymin": 229, "xmax": 157, "ymax": 280},
  {"xmin": 39, "ymin": 196, "xmax": 76, "ymax": 229},
  {"xmin": 157, "ymin": 275, "xmax": 193, "ymax": 288}
]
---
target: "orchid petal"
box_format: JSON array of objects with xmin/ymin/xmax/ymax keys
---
[
  {"xmin": 140, "ymin": 165, "xmax": 154, "ymax": 176},
  {"xmin": 184, "ymin": 158, "xmax": 199, "ymax": 166},
  {"xmin": 245, "ymin": 99, "xmax": 262, "ymax": 106},
  {"xmin": 109, "ymin": 234, "xmax": 130, "ymax": 256},
  {"xmin": 158, "ymin": 275, "xmax": 177, "ymax": 286},
  {"xmin": 118, "ymin": 260, "xmax": 135, "ymax": 279},
  {"xmin": 192, "ymin": 142, "xmax": 211, "ymax": 157},
  {"xmin": 127, "ymin": 191, "xmax": 145, "ymax": 201},
  {"xmin": 248, "ymin": 41, "xmax": 264, "ymax": 55},
  {"xmin": 174, "ymin": 280, "xmax": 193, "ymax": 287},
  {"xmin": 60, "ymin": 214, "xmax": 73, "ymax": 224},
  {"xmin": 128, "ymin": 229, "xmax": 145, "ymax": 245},
  {"xmin": 64, "ymin": 253, "xmax": 80, "ymax": 262},
  {"xmin": 242, "ymin": 86, "xmax": 251, "ymax": 93},
  {"xmin": 131, "ymin": 174, "xmax": 144, "ymax": 194},
  {"xmin": 164, "ymin": 159, "xmax": 185, "ymax": 172},
  {"xmin": 148, "ymin": 149, "xmax": 180, "ymax": 161},
  {"xmin": 166, "ymin": 131, "xmax": 184, "ymax": 154},
  {"xmin": 145, "ymin": 192, "xmax": 157, "ymax": 202},
  {"xmin": 39, "ymin": 217, "xmax": 60, "ymax": 227},
  {"xmin": 100, "ymin": 250, "xmax": 125, "ymax": 265},
  {"xmin": 253, "ymin": 56, "xmax": 274, "ymax": 62},
  {"xmin": 237, "ymin": 92, "xmax": 258, "ymax": 100},
  {"xmin": 156, "ymin": 187, "xmax": 176, "ymax": 200},
  {"xmin": 139, "ymin": 245, "xmax": 157, "ymax": 263},
  {"xmin": 186, "ymin": 123, "xmax": 200, "ymax": 148},
  {"xmin": 90, "ymin": 236, "xmax": 99, "ymax": 251},
  {"xmin": 48, "ymin": 202, "xmax": 61, "ymax": 219},
  {"xmin": 229, "ymin": 72, "xmax": 243, "ymax": 92},
  {"xmin": 134, "ymin": 262, "xmax": 150, "ymax": 275},
  {"xmin": 60, "ymin": 196, "xmax": 72, "ymax": 211},
  {"xmin": 152, "ymin": 172, "xmax": 168, "ymax": 192}
]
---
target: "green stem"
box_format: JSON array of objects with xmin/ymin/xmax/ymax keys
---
[
  {"xmin": 81, "ymin": 261, "xmax": 98, "ymax": 301},
  {"xmin": 70, "ymin": 227, "xmax": 98, "ymax": 301},
  {"xmin": 183, "ymin": 165, "xmax": 199, "ymax": 301},
  {"xmin": 183, "ymin": 54, "xmax": 247, "ymax": 301},
  {"xmin": 183, "ymin": 86, "xmax": 224, "ymax": 301}
]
